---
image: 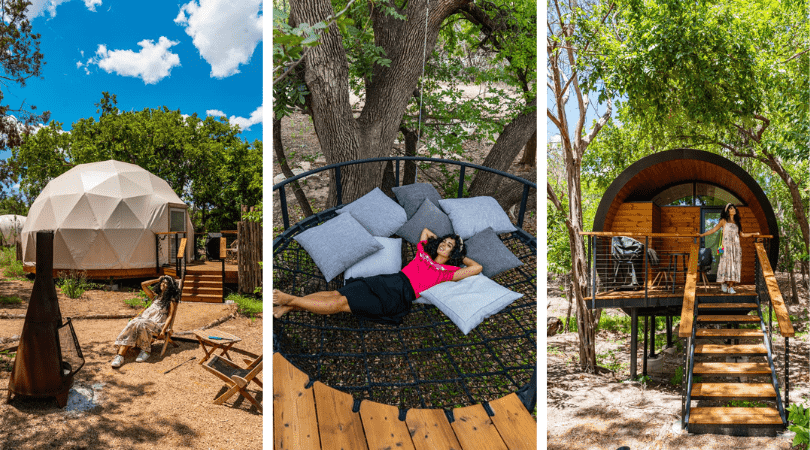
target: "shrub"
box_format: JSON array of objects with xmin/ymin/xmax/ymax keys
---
[
  {"xmin": 788, "ymin": 404, "xmax": 809, "ymax": 447},
  {"xmin": 227, "ymin": 293, "xmax": 262, "ymax": 317},
  {"xmin": 124, "ymin": 292, "xmax": 150, "ymax": 309},
  {"xmin": 57, "ymin": 270, "xmax": 98, "ymax": 299},
  {"xmin": 0, "ymin": 296, "xmax": 22, "ymax": 305},
  {"xmin": 0, "ymin": 246, "xmax": 26, "ymax": 279}
]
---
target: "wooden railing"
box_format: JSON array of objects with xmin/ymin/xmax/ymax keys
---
[
  {"xmin": 754, "ymin": 241, "xmax": 794, "ymax": 337},
  {"xmin": 678, "ymin": 242, "xmax": 700, "ymax": 338}
]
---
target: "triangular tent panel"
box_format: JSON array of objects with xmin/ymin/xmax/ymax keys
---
[{"xmin": 0, "ymin": 215, "xmax": 26, "ymax": 245}]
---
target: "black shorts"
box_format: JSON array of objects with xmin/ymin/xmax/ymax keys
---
[{"xmin": 338, "ymin": 272, "xmax": 416, "ymax": 325}]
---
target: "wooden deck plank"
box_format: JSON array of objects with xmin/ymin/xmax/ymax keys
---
[
  {"xmin": 699, "ymin": 303, "xmax": 758, "ymax": 309},
  {"xmin": 691, "ymin": 383, "xmax": 776, "ymax": 398},
  {"xmin": 697, "ymin": 315, "xmax": 760, "ymax": 323},
  {"xmin": 679, "ymin": 243, "xmax": 700, "ymax": 337},
  {"xmin": 754, "ymin": 242, "xmax": 795, "ymax": 337},
  {"xmin": 695, "ymin": 344, "xmax": 768, "ymax": 355},
  {"xmin": 451, "ymin": 404, "xmax": 508, "ymax": 450},
  {"xmin": 692, "ymin": 362, "xmax": 772, "ymax": 375},
  {"xmin": 690, "ymin": 407, "xmax": 783, "ymax": 425},
  {"xmin": 359, "ymin": 401, "xmax": 417, "ymax": 450},
  {"xmin": 406, "ymin": 409, "xmax": 463, "ymax": 450},
  {"xmin": 696, "ymin": 329, "xmax": 764, "ymax": 338},
  {"xmin": 273, "ymin": 353, "xmax": 321, "ymax": 450},
  {"xmin": 313, "ymin": 382, "xmax": 369, "ymax": 450},
  {"xmin": 488, "ymin": 394, "xmax": 536, "ymax": 450}
]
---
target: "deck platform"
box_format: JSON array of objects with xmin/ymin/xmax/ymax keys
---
[{"xmin": 585, "ymin": 284, "xmax": 756, "ymax": 310}]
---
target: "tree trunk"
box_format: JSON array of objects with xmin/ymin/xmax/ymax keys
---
[
  {"xmin": 273, "ymin": 117, "xmax": 314, "ymax": 218},
  {"xmin": 400, "ymin": 126, "xmax": 419, "ymax": 186},
  {"xmin": 759, "ymin": 151, "xmax": 810, "ymax": 256},
  {"xmin": 565, "ymin": 273, "xmax": 574, "ymax": 332},
  {"xmin": 788, "ymin": 264, "xmax": 798, "ymax": 305},
  {"xmin": 468, "ymin": 100, "xmax": 537, "ymax": 197},
  {"xmin": 517, "ymin": 131, "xmax": 537, "ymax": 168},
  {"xmin": 291, "ymin": 0, "xmax": 463, "ymax": 206}
]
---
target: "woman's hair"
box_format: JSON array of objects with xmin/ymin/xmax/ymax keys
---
[
  {"xmin": 423, "ymin": 234, "xmax": 467, "ymax": 267},
  {"xmin": 720, "ymin": 203, "xmax": 743, "ymax": 231},
  {"xmin": 152, "ymin": 275, "xmax": 181, "ymax": 308}
]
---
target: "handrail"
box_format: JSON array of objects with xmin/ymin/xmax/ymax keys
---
[
  {"xmin": 754, "ymin": 242, "xmax": 794, "ymax": 337},
  {"xmin": 580, "ymin": 231, "xmax": 772, "ymax": 238},
  {"xmin": 678, "ymin": 242, "xmax": 700, "ymax": 337}
]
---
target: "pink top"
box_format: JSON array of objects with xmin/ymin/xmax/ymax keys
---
[{"xmin": 401, "ymin": 241, "xmax": 460, "ymax": 298}]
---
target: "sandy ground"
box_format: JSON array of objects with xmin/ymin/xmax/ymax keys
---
[
  {"xmin": 547, "ymin": 273, "xmax": 808, "ymax": 449},
  {"xmin": 0, "ymin": 278, "xmax": 262, "ymax": 450}
]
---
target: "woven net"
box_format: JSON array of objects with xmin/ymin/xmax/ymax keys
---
[{"xmin": 273, "ymin": 209, "xmax": 536, "ymax": 410}]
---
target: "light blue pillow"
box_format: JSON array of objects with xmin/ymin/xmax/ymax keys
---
[
  {"xmin": 396, "ymin": 198, "xmax": 455, "ymax": 245},
  {"xmin": 336, "ymin": 187, "xmax": 408, "ymax": 237},
  {"xmin": 345, "ymin": 237, "xmax": 402, "ymax": 280},
  {"xmin": 419, "ymin": 274, "xmax": 524, "ymax": 334},
  {"xmin": 293, "ymin": 213, "xmax": 384, "ymax": 282},
  {"xmin": 392, "ymin": 183, "xmax": 443, "ymax": 219},
  {"xmin": 438, "ymin": 196, "xmax": 517, "ymax": 239}
]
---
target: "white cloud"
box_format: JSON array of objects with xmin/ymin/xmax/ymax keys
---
[
  {"xmin": 175, "ymin": 0, "xmax": 262, "ymax": 78},
  {"xmin": 90, "ymin": 37, "xmax": 181, "ymax": 84},
  {"xmin": 206, "ymin": 105, "xmax": 262, "ymax": 131},
  {"xmin": 25, "ymin": 0, "xmax": 101, "ymax": 18}
]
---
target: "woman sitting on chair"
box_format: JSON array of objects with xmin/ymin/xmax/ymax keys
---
[
  {"xmin": 273, "ymin": 228, "xmax": 483, "ymax": 324},
  {"xmin": 111, "ymin": 275, "xmax": 180, "ymax": 368}
]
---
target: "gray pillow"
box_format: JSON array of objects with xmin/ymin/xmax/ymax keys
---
[
  {"xmin": 336, "ymin": 187, "xmax": 408, "ymax": 237},
  {"xmin": 294, "ymin": 213, "xmax": 384, "ymax": 282},
  {"xmin": 438, "ymin": 196, "xmax": 517, "ymax": 239},
  {"xmin": 392, "ymin": 183, "xmax": 443, "ymax": 219},
  {"xmin": 420, "ymin": 274, "xmax": 523, "ymax": 335},
  {"xmin": 465, "ymin": 227, "xmax": 523, "ymax": 278},
  {"xmin": 345, "ymin": 237, "xmax": 402, "ymax": 280},
  {"xmin": 396, "ymin": 198, "xmax": 455, "ymax": 244}
]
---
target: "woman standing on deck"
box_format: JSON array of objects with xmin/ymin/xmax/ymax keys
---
[{"xmin": 698, "ymin": 203, "xmax": 755, "ymax": 294}]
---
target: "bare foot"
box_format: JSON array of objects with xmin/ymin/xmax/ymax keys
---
[
  {"xmin": 273, "ymin": 289, "xmax": 295, "ymax": 306},
  {"xmin": 273, "ymin": 305, "xmax": 293, "ymax": 319}
]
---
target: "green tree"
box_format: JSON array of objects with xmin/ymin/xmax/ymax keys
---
[{"xmin": 11, "ymin": 93, "xmax": 262, "ymax": 232}]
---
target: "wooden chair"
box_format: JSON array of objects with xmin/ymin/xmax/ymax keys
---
[
  {"xmin": 202, "ymin": 353, "xmax": 263, "ymax": 411},
  {"xmin": 136, "ymin": 277, "xmax": 183, "ymax": 357}
]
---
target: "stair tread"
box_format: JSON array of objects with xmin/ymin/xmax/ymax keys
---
[
  {"xmin": 689, "ymin": 407, "xmax": 783, "ymax": 425},
  {"xmin": 692, "ymin": 362, "xmax": 772, "ymax": 375},
  {"xmin": 692, "ymin": 383, "xmax": 776, "ymax": 398},
  {"xmin": 699, "ymin": 303, "xmax": 758, "ymax": 309},
  {"xmin": 695, "ymin": 344, "xmax": 768, "ymax": 355},
  {"xmin": 696, "ymin": 329, "xmax": 763, "ymax": 338},
  {"xmin": 697, "ymin": 315, "xmax": 760, "ymax": 322}
]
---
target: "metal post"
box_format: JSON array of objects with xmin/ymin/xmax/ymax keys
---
[
  {"xmin": 785, "ymin": 337, "xmax": 789, "ymax": 408},
  {"xmin": 517, "ymin": 185, "xmax": 529, "ymax": 229},
  {"xmin": 649, "ymin": 315, "xmax": 657, "ymax": 358},
  {"xmin": 279, "ymin": 187, "xmax": 290, "ymax": 230},
  {"xmin": 155, "ymin": 235, "xmax": 160, "ymax": 272},
  {"xmin": 666, "ymin": 316, "xmax": 673, "ymax": 348},
  {"xmin": 681, "ymin": 336, "xmax": 687, "ymax": 429},
  {"xmin": 457, "ymin": 165, "xmax": 466, "ymax": 198},
  {"xmin": 591, "ymin": 236, "xmax": 598, "ymax": 310},
  {"xmin": 643, "ymin": 315, "xmax": 648, "ymax": 376},
  {"xmin": 395, "ymin": 158, "xmax": 400, "ymax": 187},
  {"xmin": 630, "ymin": 308, "xmax": 638, "ymax": 379},
  {"xmin": 335, "ymin": 165, "xmax": 343, "ymax": 206},
  {"xmin": 644, "ymin": 236, "xmax": 649, "ymax": 307}
]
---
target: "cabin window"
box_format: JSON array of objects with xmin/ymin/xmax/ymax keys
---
[{"xmin": 653, "ymin": 183, "xmax": 742, "ymax": 207}]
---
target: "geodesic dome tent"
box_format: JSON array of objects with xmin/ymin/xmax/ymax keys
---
[
  {"xmin": 0, "ymin": 215, "xmax": 25, "ymax": 245},
  {"xmin": 21, "ymin": 160, "xmax": 194, "ymax": 276}
]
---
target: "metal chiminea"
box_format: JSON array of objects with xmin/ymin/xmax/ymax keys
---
[{"xmin": 7, "ymin": 230, "xmax": 84, "ymax": 407}]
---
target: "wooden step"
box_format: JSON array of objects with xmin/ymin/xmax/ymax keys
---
[
  {"xmin": 695, "ymin": 344, "xmax": 768, "ymax": 356},
  {"xmin": 692, "ymin": 362, "xmax": 772, "ymax": 376},
  {"xmin": 183, "ymin": 287, "xmax": 223, "ymax": 295},
  {"xmin": 696, "ymin": 328, "xmax": 763, "ymax": 338},
  {"xmin": 182, "ymin": 294, "xmax": 223, "ymax": 303},
  {"xmin": 698, "ymin": 303, "xmax": 758, "ymax": 309},
  {"xmin": 697, "ymin": 315, "xmax": 760, "ymax": 323},
  {"xmin": 689, "ymin": 407, "xmax": 783, "ymax": 425},
  {"xmin": 691, "ymin": 383, "xmax": 776, "ymax": 400}
]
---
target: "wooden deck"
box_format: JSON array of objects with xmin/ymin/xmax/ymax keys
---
[
  {"xmin": 273, "ymin": 353, "xmax": 537, "ymax": 450},
  {"xmin": 586, "ymin": 283, "xmax": 757, "ymax": 310}
]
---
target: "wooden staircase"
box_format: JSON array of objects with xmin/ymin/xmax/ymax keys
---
[
  {"xmin": 680, "ymin": 241, "xmax": 794, "ymax": 436},
  {"xmin": 182, "ymin": 272, "xmax": 224, "ymax": 303}
]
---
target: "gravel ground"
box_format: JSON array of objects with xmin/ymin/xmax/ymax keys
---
[{"xmin": 0, "ymin": 278, "xmax": 262, "ymax": 450}]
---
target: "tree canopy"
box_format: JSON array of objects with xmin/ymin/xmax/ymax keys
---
[{"xmin": 10, "ymin": 93, "xmax": 262, "ymax": 232}]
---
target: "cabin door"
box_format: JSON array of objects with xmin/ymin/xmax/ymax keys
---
[
  {"xmin": 700, "ymin": 207, "xmax": 724, "ymax": 281},
  {"xmin": 169, "ymin": 207, "xmax": 187, "ymax": 265}
]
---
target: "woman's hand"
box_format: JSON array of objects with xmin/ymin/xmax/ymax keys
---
[{"xmin": 452, "ymin": 257, "xmax": 483, "ymax": 281}]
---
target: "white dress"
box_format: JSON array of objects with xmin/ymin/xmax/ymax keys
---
[
  {"xmin": 114, "ymin": 301, "xmax": 170, "ymax": 350},
  {"xmin": 716, "ymin": 222, "xmax": 742, "ymax": 284}
]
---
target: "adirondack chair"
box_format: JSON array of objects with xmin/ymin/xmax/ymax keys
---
[{"xmin": 202, "ymin": 353, "xmax": 263, "ymax": 411}]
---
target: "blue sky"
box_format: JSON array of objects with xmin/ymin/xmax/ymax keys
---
[{"xmin": 4, "ymin": 0, "xmax": 262, "ymax": 162}]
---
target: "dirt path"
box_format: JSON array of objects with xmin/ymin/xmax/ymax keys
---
[
  {"xmin": 547, "ymin": 273, "xmax": 808, "ymax": 449},
  {"xmin": 0, "ymin": 278, "xmax": 262, "ymax": 449}
]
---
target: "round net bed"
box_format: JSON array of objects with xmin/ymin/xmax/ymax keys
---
[{"xmin": 273, "ymin": 157, "xmax": 536, "ymax": 412}]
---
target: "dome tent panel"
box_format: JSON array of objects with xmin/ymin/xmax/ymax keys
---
[
  {"xmin": 22, "ymin": 160, "xmax": 195, "ymax": 275},
  {"xmin": 0, "ymin": 215, "xmax": 26, "ymax": 245}
]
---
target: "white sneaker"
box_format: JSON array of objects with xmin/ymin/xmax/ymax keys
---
[
  {"xmin": 111, "ymin": 355, "xmax": 124, "ymax": 368},
  {"xmin": 720, "ymin": 283, "xmax": 728, "ymax": 293},
  {"xmin": 136, "ymin": 350, "xmax": 150, "ymax": 362},
  {"xmin": 728, "ymin": 287, "xmax": 736, "ymax": 294}
]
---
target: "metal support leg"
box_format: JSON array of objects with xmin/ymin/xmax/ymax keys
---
[
  {"xmin": 666, "ymin": 316, "xmax": 673, "ymax": 348},
  {"xmin": 643, "ymin": 316, "xmax": 648, "ymax": 376},
  {"xmin": 649, "ymin": 315, "xmax": 657, "ymax": 358},
  {"xmin": 786, "ymin": 337, "xmax": 790, "ymax": 408},
  {"xmin": 630, "ymin": 308, "xmax": 638, "ymax": 379}
]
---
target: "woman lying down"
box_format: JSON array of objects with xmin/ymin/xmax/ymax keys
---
[{"xmin": 273, "ymin": 227, "xmax": 482, "ymax": 324}]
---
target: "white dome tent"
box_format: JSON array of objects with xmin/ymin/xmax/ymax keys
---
[
  {"xmin": 21, "ymin": 160, "xmax": 194, "ymax": 277},
  {"xmin": 0, "ymin": 215, "xmax": 26, "ymax": 246}
]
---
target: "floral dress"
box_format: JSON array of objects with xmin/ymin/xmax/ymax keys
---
[
  {"xmin": 716, "ymin": 222, "xmax": 741, "ymax": 283},
  {"xmin": 114, "ymin": 300, "xmax": 170, "ymax": 351}
]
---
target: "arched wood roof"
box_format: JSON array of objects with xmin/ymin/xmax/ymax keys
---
[{"xmin": 593, "ymin": 148, "xmax": 779, "ymax": 266}]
